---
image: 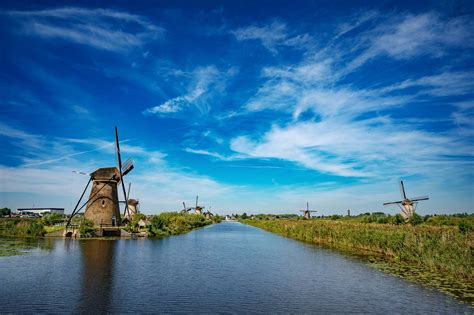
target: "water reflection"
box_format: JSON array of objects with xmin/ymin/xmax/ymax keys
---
[{"xmin": 77, "ymin": 240, "xmax": 116, "ymax": 313}]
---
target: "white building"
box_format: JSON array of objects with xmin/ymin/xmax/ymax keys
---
[{"xmin": 17, "ymin": 208, "xmax": 65, "ymax": 216}]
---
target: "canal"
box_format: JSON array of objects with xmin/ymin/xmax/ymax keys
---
[{"xmin": 0, "ymin": 222, "xmax": 471, "ymax": 313}]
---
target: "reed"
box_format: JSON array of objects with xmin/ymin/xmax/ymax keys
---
[
  {"xmin": 242, "ymin": 219, "xmax": 473, "ymax": 303},
  {"xmin": 0, "ymin": 218, "xmax": 45, "ymax": 237}
]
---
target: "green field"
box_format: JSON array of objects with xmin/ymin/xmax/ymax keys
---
[{"xmin": 242, "ymin": 215, "xmax": 474, "ymax": 304}]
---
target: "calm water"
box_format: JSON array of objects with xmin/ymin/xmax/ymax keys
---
[{"xmin": 0, "ymin": 222, "xmax": 471, "ymax": 313}]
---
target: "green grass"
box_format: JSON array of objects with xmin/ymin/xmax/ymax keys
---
[
  {"xmin": 146, "ymin": 212, "xmax": 217, "ymax": 237},
  {"xmin": 0, "ymin": 218, "xmax": 45, "ymax": 238},
  {"xmin": 242, "ymin": 218, "xmax": 474, "ymax": 304}
]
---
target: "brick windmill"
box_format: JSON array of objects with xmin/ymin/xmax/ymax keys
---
[
  {"xmin": 300, "ymin": 202, "xmax": 316, "ymax": 219},
  {"xmin": 383, "ymin": 180, "xmax": 429, "ymax": 219},
  {"xmin": 66, "ymin": 127, "xmax": 134, "ymax": 230}
]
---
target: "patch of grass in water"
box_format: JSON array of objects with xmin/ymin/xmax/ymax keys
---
[
  {"xmin": 370, "ymin": 258, "xmax": 474, "ymax": 305},
  {"xmin": 0, "ymin": 239, "xmax": 35, "ymax": 256}
]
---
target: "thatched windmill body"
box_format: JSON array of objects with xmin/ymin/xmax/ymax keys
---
[
  {"xmin": 121, "ymin": 183, "xmax": 140, "ymax": 222},
  {"xmin": 193, "ymin": 195, "xmax": 205, "ymax": 215},
  {"xmin": 204, "ymin": 206, "xmax": 213, "ymax": 220},
  {"xmin": 383, "ymin": 180, "xmax": 429, "ymax": 219},
  {"xmin": 300, "ymin": 202, "xmax": 316, "ymax": 219}
]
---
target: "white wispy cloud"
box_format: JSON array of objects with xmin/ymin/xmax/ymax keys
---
[
  {"xmin": 346, "ymin": 12, "xmax": 474, "ymax": 71},
  {"xmin": 7, "ymin": 7, "xmax": 164, "ymax": 51},
  {"xmin": 143, "ymin": 66, "xmax": 237, "ymax": 116},
  {"xmin": 231, "ymin": 20, "xmax": 314, "ymax": 54},
  {"xmin": 227, "ymin": 11, "xmax": 474, "ymax": 181},
  {"xmin": 184, "ymin": 148, "xmax": 238, "ymax": 161}
]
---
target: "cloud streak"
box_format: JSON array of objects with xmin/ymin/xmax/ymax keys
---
[{"xmin": 7, "ymin": 7, "xmax": 164, "ymax": 51}]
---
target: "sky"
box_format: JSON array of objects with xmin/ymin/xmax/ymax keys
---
[{"xmin": 0, "ymin": 0, "xmax": 473, "ymax": 215}]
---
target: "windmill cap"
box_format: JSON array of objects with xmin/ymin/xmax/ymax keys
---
[
  {"xmin": 128, "ymin": 199, "xmax": 139, "ymax": 205},
  {"xmin": 91, "ymin": 167, "xmax": 120, "ymax": 181}
]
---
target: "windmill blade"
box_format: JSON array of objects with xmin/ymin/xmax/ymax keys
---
[
  {"xmin": 183, "ymin": 202, "xmax": 186, "ymax": 210},
  {"xmin": 72, "ymin": 170, "xmax": 89, "ymax": 176},
  {"xmin": 126, "ymin": 183, "xmax": 132, "ymax": 200},
  {"xmin": 411, "ymin": 196, "xmax": 429, "ymax": 202},
  {"xmin": 115, "ymin": 126, "xmax": 123, "ymax": 175},
  {"xmin": 115, "ymin": 126, "xmax": 130, "ymax": 219},
  {"xmin": 399, "ymin": 181, "xmax": 407, "ymax": 199},
  {"xmin": 307, "ymin": 202, "xmax": 309, "ymax": 211},
  {"xmin": 196, "ymin": 195, "xmax": 198, "ymax": 208},
  {"xmin": 122, "ymin": 158, "xmax": 134, "ymax": 177},
  {"xmin": 383, "ymin": 201, "xmax": 403, "ymax": 205}
]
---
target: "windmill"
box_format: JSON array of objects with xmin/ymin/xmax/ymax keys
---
[
  {"xmin": 121, "ymin": 183, "xmax": 140, "ymax": 222},
  {"xmin": 299, "ymin": 202, "xmax": 316, "ymax": 219},
  {"xmin": 204, "ymin": 205, "xmax": 213, "ymax": 220},
  {"xmin": 193, "ymin": 195, "xmax": 205, "ymax": 215},
  {"xmin": 66, "ymin": 126, "xmax": 134, "ymax": 231},
  {"xmin": 383, "ymin": 180, "xmax": 429, "ymax": 219},
  {"xmin": 180, "ymin": 201, "xmax": 193, "ymax": 214}
]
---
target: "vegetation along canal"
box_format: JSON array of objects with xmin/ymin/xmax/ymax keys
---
[{"xmin": 0, "ymin": 222, "xmax": 471, "ymax": 313}]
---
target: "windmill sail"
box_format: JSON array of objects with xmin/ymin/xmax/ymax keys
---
[
  {"xmin": 399, "ymin": 181, "xmax": 407, "ymax": 199},
  {"xmin": 115, "ymin": 126, "xmax": 131, "ymax": 219},
  {"xmin": 411, "ymin": 196, "xmax": 429, "ymax": 201}
]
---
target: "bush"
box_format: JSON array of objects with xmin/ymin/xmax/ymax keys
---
[
  {"xmin": 41, "ymin": 213, "xmax": 64, "ymax": 226},
  {"xmin": 391, "ymin": 214, "xmax": 405, "ymax": 225},
  {"xmin": 0, "ymin": 208, "xmax": 11, "ymax": 216},
  {"xmin": 458, "ymin": 221, "xmax": 473, "ymax": 234},
  {"xmin": 409, "ymin": 213, "xmax": 423, "ymax": 225},
  {"xmin": 79, "ymin": 219, "xmax": 95, "ymax": 237},
  {"xmin": 147, "ymin": 212, "xmax": 212, "ymax": 237}
]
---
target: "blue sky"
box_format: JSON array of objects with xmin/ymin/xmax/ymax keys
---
[{"xmin": 0, "ymin": 1, "xmax": 473, "ymax": 215}]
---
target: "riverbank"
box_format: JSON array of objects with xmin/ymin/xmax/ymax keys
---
[
  {"xmin": 0, "ymin": 212, "xmax": 221, "ymax": 242},
  {"xmin": 242, "ymin": 219, "xmax": 473, "ymax": 304}
]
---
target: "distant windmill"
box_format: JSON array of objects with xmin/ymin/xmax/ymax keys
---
[
  {"xmin": 383, "ymin": 180, "xmax": 429, "ymax": 219},
  {"xmin": 299, "ymin": 202, "xmax": 317, "ymax": 219},
  {"xmin": 193, "ymin": 195, "xmax": 205, "ymax": 215},
  {"xmin": 66, "ymin": 126, "xmax": 134, "ymax": 230},
  {"xmin": 204, "ymin": 206, "xmax": 213, "ymax": 220},
  {"xmin": 180, "ymin": 201, "xmax": 193, "ymax": 214},
  {"xmin": 121, "ymin": 183, "xmax": 140, "ymax": 221}
]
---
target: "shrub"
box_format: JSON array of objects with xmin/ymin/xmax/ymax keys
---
[
  {"xmin": 79, "ymin": 219, "xmax": 95, "ymax": 237},
  {"xmin": 409, "ymin": 213, "xmax": 423, "ymax": 225},
  {"xmin": 41, "ymin": 213, "xmax": 64, "ymax": 226},
  {"xmin": 458, "ymin": 221, "xmax": 472, "ymax": 234}
]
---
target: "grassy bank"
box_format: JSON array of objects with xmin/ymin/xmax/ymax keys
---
[
  {"xmin": 0, "ymin": 218, "xmax": 45, "ymax": 238},
  {"xmin": 242, "ymin": 219, "xmax": 473, "ymax": 304},
  {"xmin": 146, "ymin": 212, "xmax": 219, "ymax": 237},
  {"xmin": 1, "ymin": 211, "xmax": 221, "ymax": 239}
]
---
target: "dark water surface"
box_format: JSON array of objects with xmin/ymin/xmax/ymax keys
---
[{"xmin": 0, "ymin": 222, "xmax": 471, "ymax": 313}]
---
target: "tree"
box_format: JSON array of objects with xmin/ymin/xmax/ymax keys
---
[
  {"xmin": 0, "ymin": 208, "xmax": 11, "ymax": 216},
  {"xmin": 241, "ymin": 212, "xmax": 248, "ymax": 219}
]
